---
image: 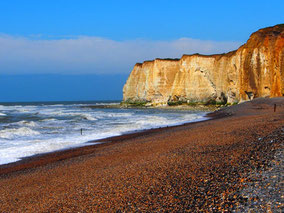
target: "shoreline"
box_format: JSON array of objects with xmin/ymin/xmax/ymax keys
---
[
  {"xmin": 0, "ymin": 109, "xmax": 217, "ymax": 176},
  {"xmin": 0, "ymin": 97, "xmax": 283, "ymax": 211},
  {"xmin": 0, "ymin": 102, "xmax": 211, "ymax": 169}
]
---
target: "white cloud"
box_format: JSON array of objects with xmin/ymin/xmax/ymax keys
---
[{"xmin": 0, "ymin": 34, "xmax": 242, "ymax": 74}]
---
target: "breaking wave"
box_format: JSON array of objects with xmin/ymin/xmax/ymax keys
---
[
  {"xmin": 0, "ymin": 101, "xmax": 209, "ymax": 165},
  {"xmin": 0, "ymin": 127, "xmax": 40, "ymax": 139}
]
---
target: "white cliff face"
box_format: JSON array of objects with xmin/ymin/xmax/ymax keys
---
[
  {"xmin": 123, "ymin": 60, "xmax": 179, "ymax": 104},
  {"xmin": 123, "ymin": 25, "xmax": 284, "ymax": 105}
]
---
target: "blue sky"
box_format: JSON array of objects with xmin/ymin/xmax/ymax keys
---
[{"xmin": 0, "ymin": 0, "xmax": 283, "ymax": 101}]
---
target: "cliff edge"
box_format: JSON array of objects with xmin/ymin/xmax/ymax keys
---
[{"xmin": 123, "ymin": 24, "xmax": 284, "ymax": 105}]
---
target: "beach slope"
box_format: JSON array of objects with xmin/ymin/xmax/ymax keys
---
[{"xmin": 0, "ymin": 97, "xmax": 283, "ymax": 211}]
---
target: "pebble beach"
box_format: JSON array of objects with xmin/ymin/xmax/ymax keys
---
[{"xmin": 0, "ymin": 97, "xmax": 283, "ymax": 212}]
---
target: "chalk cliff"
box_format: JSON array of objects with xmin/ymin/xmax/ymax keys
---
[{"xmin": 123, "ymin": 24, "xmax": 284, "ymax": 105}]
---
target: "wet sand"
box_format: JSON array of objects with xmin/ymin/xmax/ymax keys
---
[{"xmin": 0, "ymin": 97, "xmax": 283, "ymax": 212}]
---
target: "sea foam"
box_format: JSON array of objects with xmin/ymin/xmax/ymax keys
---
[
  {"xmin": 0, "ymin": 127, "xmax": 40, "ymax": 139},
  {"xmin": 0, "ymin": 101, "xmax": 208, "ymax": 165}
]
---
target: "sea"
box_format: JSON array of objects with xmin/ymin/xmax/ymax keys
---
[{"xmin": 0, "ymin": 101, "xmax": 208, "ymax": 165}]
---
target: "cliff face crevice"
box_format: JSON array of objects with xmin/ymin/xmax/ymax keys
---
[{"xmin": 123, "ymin": 24, "xmax": 284, "ymax": 105}]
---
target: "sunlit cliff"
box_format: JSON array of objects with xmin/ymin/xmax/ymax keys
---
[{"xmin": 123, "ymin": 24, "xmax": 284, "ymax": 105}]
